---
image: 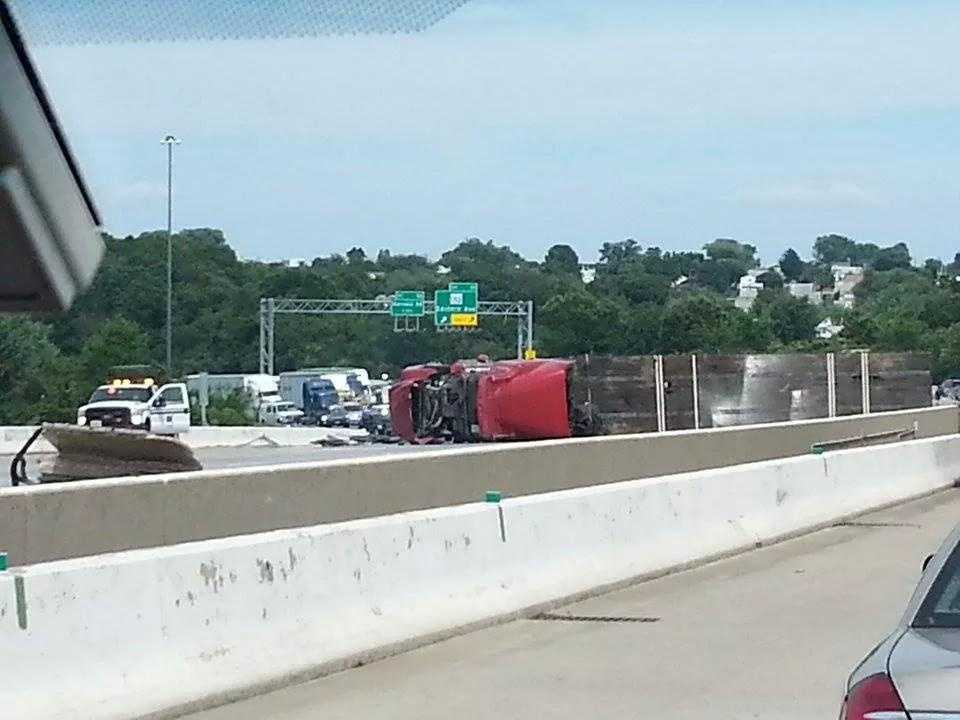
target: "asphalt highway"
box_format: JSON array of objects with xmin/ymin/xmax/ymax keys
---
[{"xmin": 184, "ymin": 490, "xmax": 960, "ymax": 720}]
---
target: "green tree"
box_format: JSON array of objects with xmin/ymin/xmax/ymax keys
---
[
  {"xmin": 346, "ymin": 247, "xmax": 367, "ymax": 264},
  {"xmin": 205, "ymin": 391, "xmax": 254, "ymax": 426},
  {"xmin": 753, "ymin": 291, "xmax": 818, "ymax": 344},
  {"xmin": 598, "ymin": 239, "xmax": 640, "ymax": 272},
  {"xmin": 643, "ymin": 249, "xmax": 704, "ymax": 280},
  {"xmin": 873, "ymin": 315, "xmax": 927, "ymax": 350},
  {"xmin": 779, "ymin": 248, "xmax": 805, "ymax": 281},
  {"xmin": 757, "ymin": 270, "xmax": 784, "ymax": 290},
  {"xmin": 694, "ymin": 239, "xmax": 758, "ymax": 294},
  {"xmin": 660, "ymin": 293, "xmax": 767, "ymax": 353},
  {"xmin": 704, "ymin": 238, "xmax": 758, "ymax": 267},
  {"xmin": 544, "ymin": 244, "xmax": 581, "ymax": 275},
  {"xmin": 0, "ymin": 317, "xmax": 79, "ymax": 423},
  {"xmin": 620, "ymin": 304, "xmax": 665, "ymax": 354},
  {"xmin": 692, "ymin": 258, "xmax": 746, "ymax": 294},
  {"xmin": 814, "ymin": 265, "xmax": 834, "ymax": 288},
  {"xmin": 594, "ymin": 264, "xmax": 670, "ymax": 305},
  {"xmin": 924, "ymin": 258, "xmax": 944, "ymax": 278},
  {"xmin": 814, "ymin": 234, "xmax": 857, "ymax": 264},
  {"xmin": 839, "ymin": 310, "xmax": 877, "ymax": 347},
  {"xmin": 873, "ymin": 242, "xmax": 911, "ymax": 271},
  {"xmin": 78, "ymin": 318, "xmax": 151, "ymax": 390},
  {"xmin": 539, "ymin": 290, "xmax": 626, "ymax": 355},
  {"xmin": 932, "ymin": 323, "xmax": 960, "ymax": 380}
]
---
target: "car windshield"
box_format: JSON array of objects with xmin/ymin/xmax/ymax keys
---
[
  {"xmin": 915, "ymin": 540, "xmax": 960, "ymax": 629},
  {"xmin": 7, "ymin": 2, "xmax": 960, "ymax": 719},
  {"xmin": 88, "ymin": 387, "xmax": 153, "ymax": 403}
]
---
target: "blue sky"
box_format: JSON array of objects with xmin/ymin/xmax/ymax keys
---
[{"xmin": 14, "ymin": 0, "xmax": 960, "ymax": 263}]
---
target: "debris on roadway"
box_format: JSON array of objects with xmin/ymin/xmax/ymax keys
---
[{"xmin": 10, "ymin": 423, "xmax": 202, "ymax": 485}]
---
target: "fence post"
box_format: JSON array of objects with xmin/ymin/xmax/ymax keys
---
[
  {"xmin": 826, "ymin": 352, "xmax": 837, "ymax": 418},
  {"xmin": 691, "ymin": 354, "xmax": 700, "ymax": 429},
  {"xmin": 860, "ymin": 351, "xmax": 871, "ymax": 414},
  {"xmin": 654, "ymin": 355, "xmax": 666, "ymax": 432}
]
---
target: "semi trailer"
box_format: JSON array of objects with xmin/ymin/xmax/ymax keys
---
[{"xmin": 389, "ymin": 353, "xmax": 933, "ymax": 444}]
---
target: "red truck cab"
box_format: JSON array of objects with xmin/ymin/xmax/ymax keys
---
[{"xmin": 389, "ymin": 358, "xmax": 572, "ymax": 443}]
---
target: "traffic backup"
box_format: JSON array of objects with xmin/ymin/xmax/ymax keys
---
[{"xmin": 76, "ymin": 370, "xmax": 190, "ymax": 435}]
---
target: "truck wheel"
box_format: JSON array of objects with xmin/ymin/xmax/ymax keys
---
[{"xmin": 144, "ymin": 419, "xmax": 151, "ymax": 434}]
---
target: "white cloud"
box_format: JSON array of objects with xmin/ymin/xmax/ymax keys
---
[
  {"xmin": 31, "ymin": 1, "xmax": 960, "ymax": 145},
  {"xmin": 737, "ymin": 180, "xmax": 882, "ymax": 209},
  {"xmin": 112, "ymin": 179, "xmax": 167, "ymax": 202}
]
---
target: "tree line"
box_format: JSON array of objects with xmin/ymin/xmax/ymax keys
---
[{"xmin": 2, "ymin": 228, "xmax": 958, "ymax": 423}]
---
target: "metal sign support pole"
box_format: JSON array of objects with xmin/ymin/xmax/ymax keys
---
[
  {"xmin": 266, "ymin": 298, "xmax": 275, "ymax": 376},
  {"xmin": 259, "ymin": 298, "xmax": 268, "ymax": 374},
  {"xmin": 526, "ymin": 300, "xmax": 534, "ymax": 354}
]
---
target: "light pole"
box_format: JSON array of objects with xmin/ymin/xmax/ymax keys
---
[{"xmin": 162, "ymin": 134, "xmax": 181, "ymax": 374}]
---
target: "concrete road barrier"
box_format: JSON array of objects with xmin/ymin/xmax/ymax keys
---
[
  {"xmin": 0, "ymin": 427, "xmax": 52, "ymax": 454},
  {"xmin": 0, "ymin": 406, "xmax": 955, "ymax": 566},
  {"xmin": 3, "ymin": 434, "xmax": 960, "ymax": 720},
  {"xmin": 0, "ymin": 425, "xmax": 365, "ymax": 454}
]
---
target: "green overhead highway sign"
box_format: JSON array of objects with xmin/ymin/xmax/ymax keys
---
[
  {"xmin": 390, "ymin": 291, "xmax": 425, "ymax": 317},
  {"xmin": 435, "ymin": 285, "xmax": 479, "ymax": 327},
  {"xmin": 447, "ymin": 282, "xmax": 479, "ymax": 295}
]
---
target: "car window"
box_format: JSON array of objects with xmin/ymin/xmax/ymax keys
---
[
  {"xmin": 915, "ymin": 540, "xmax": 960, "ymax": 628},
  {"xmin": 160, "ymin": 387, "xmax": 184, "ymax": 404}
]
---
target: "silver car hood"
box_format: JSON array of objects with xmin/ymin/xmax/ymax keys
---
[{"xmin": 889, "ymin": 628, "xmax": 960, "ymax": 712}]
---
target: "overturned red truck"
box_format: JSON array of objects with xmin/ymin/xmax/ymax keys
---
[
  {"xmin": 388, "ymin": 353, "xmax": 933, "ymax": 444},
  {"xmin": 390, "ymin": 358, "xmax": 586, "ymax": 443}
]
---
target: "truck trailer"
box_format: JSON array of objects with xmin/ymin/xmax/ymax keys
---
[{"xmin": 389, "ymin": 353, "xmax": 934, "ymax": 444}]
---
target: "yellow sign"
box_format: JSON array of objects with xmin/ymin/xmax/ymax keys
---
[
  {"xmin": 451, "ymin": 313, "xmax": 478, "ymax": 327},
  {"xmin": 524, "ymin": 349, "xmax": 538, "ymax": 360}
]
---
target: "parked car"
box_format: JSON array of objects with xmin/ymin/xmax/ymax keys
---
[
  {"xmin": 258, "ymin": 400, "xmax": 304, "ymax": 426},
  {"xmin": 839, "ymin": 522, "xmax": 960, "ymax": 718},
  {"xmin": 342, "ymin": 402, "xmax": 364, "ymax": 427},
  {"xmin": 361, "ymin": 402, "xmax": 392, "ymax": 435},
  {"xmin": 321, "ymin": 405, "xmax": 347, "ymax": 427}
]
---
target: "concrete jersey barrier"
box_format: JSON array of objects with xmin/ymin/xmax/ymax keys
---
[
  {"xmin": 3, "ymin": 434, "xmax": 960, "ymax": 720},
  {"xmin": 0, "ymin": 405, "xmax": 956, "ymax": 566},
  {"xmin": 0, "ymin": 425, "xmax": 364, "ymax": 455}
]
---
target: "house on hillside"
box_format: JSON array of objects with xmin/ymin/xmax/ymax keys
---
[
  {"xmin": 829, "ymin": 264, "xmax": 865, "ymax": 309},
  {"xmin": 786, "ymin": 282, "xmax": 821, "ymax": 305},
  {"xmin": 734, "ymin": 273, "xmax": 764, "ymax": 311},
  {"xmin": 815, "ymin": 317, "xmax": 844, "ymax": 339},
  {"xmin": 832, "ymin": 264, "xmax": 864, "ymax": 293}
]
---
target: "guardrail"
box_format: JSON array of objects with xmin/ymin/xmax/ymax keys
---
[{"xmin": 810, "ymin": 425, "xmax": 918, "ymax": 453}]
